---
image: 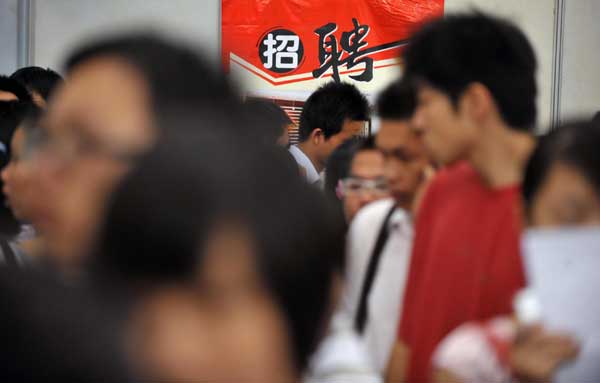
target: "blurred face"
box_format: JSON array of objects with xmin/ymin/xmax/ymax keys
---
[
  {"xmin": 411, "ymin": 84, "xmax": 477, "ymax": 166},
  {"xmin": 530, "ymin": 162, "xmax": 600, "ymax": 227},
  {"xmin": 1, "ymin": 127, "xmax": 34, "ymax": 221},
  {"xmin": 376, "ymin": 119, "xmax": 429, "ymax": 209},
  {"xmin": 342, "ymin": 149, "xmax": 388, "ymax": 221},
  {"xmin": 129, "ymin": 222, "xmax": 295, "ymax": 382},
  {"xmin": 35, "ymin": 56, "xmax": 154, "ymax": 265},
  {"xmin": 318, "ymin": 119, "xmax": 365, "ymax": 164}
]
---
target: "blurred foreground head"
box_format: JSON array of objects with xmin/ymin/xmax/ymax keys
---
[
  {"xmin": 35, "ymin": 33, "xmax": 238, "ymax": 268},
  {"xmin": 91, "ymin": 115, "xmax": 344, "ymax": 379},
  {"xmin": 524, "ymin": 120, "xmax": 600, "ymax": 227},
  {"xmin": 243, "ymin": 98, "xmax": 293, "ymax": 147}
]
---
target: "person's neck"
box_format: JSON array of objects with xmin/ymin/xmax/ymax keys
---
[
  {"xmin": 297, "ymin": 142, "xmax": 324, "ymax": 173},
  {"xmin": 394, "ymin": 196, "xmax": 414, "ymax": 215},
  {"xmin": 468, "ymin": 121, "xmax": 535, "ymax": 188}
]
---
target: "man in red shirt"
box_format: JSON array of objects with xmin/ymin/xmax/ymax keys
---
[{"xmin": 386, "ymin": 13, "xmax": 538, "ymax": 382}]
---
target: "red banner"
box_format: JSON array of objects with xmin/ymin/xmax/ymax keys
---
[{"xmin": 222, "ymin": 0, "xmax": 443, "ymax": 90}]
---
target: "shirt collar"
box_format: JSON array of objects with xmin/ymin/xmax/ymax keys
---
[
  {"xmin": 289, "ymin": 145, "xmax": 320, "ymax": 184},
  {"xmin": 389, "ymin": 208, "xmax": 413, "ymax": 234}
]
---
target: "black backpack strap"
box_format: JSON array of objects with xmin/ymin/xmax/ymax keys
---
[
  {"xmin": 354, "ymin": 203, "xmax": 397, "ymax": 333},
  {"xmin": 0, "ymin": 238, "xmax": 17, "ymax": 267}
]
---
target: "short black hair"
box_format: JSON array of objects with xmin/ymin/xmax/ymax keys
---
[
  {"xmin": 0, "ymin": 269, "xmax": 132, "ymax": 381},
  {"xmin": 523, "ymin": 120, "xmax": 600, "ymax": 215},
  {"xmin": 377, "ymin": 79, "xmax": 416, "ymax": 120},
  {"xmin": 403, "ymin": 12, "xmax": 537, "ymax": 131},
  {"xmin": 592, "ymin": 111, "xmax": 600, "ymax": 125},
  {"xmin": 65, "ymin": 33, "xmax": 237, "ymax": 130},
  {"xmin": 324, "ymin": 139, "xmax": 361, "ymax": 201},
  {"xmin": 10, "ymin": 66, "xmax": 64, "ymax": 101},
  {"xmin": 0, "ymin": 75, "xmax": 32, "ymax": 103},
  {"xmin": 243, "ymin": 98, "xmax": 292, "ymax": 145},
  {"xmin": 298, "ymin": 82, "xmax": 369, "ymax": 141}
]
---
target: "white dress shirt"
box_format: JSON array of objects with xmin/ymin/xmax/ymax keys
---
[
  {"xmin": 307, "ymin": 198, "xmax": 414, "ymax": 381},
  {"xmin": 289, "ymin": 145, "xmax": 321, "ymax": 184}
]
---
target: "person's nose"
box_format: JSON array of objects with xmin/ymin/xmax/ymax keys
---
[
  {"xmin": 411, "ymin": 106, "xmax": 426, "ymax": 134},
  {"xmin": 1, "ymin": 163, "xmax": 11, "ymax": 183}
]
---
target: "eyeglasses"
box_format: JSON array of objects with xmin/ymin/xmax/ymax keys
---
[
  {"xmin": 33, "ymin": 127, "xmax": 141, "ymax": 167},
  {"xmin": 337, "ymin": 177, "xmax": 389, "ymax": 197}
]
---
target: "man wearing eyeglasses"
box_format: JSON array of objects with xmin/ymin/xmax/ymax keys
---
[
  {"xmin": 329, "ymin": 137, "xmax": 389, "ymax": 222},
  {"xmin": 308, "ymin": 79, "xmax": 431, "ymax": 382}
]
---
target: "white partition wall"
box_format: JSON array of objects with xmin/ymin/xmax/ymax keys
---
[
  {"xmin": 559, "ymin": 0, "xmax": 600, "ymax": 123},
  {"xmin": 0, "ymin": 0, "xmax": 19, "ymax": 75},
  {"xmin": 33, "ymin": 0, "xmax": 221, "ymax": 71}
]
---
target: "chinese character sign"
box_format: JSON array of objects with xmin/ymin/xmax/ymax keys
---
[{"xmin": 222, "ymin": 0, "xmax": 444, "ymax": 95}]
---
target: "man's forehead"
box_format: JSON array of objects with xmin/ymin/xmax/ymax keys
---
[
  {"xmin": 377, "ymin": 120, "xmax": 422, "ymax": 146},
  {"xmin": 378, "ymin": 119, "xmax": 413, "ymax": 137},
  {"xmin": 46, "ymin": 57, "xmax": 150, "ymax": 135}
]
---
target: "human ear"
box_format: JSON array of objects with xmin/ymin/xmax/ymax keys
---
[
  {"xmin": 460, "ymin": 82, "xmax": 495, "ymax": 123},
  {"xmin": 311, "ymin": 129, "xmax": 324, "ymax": 145}
]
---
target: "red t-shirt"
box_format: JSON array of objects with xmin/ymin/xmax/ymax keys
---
[{"xmin": 399, "ymin": 161, "xmax": 525, "ymax": 382}]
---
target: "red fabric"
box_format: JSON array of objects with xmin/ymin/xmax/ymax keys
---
[
  {"xmin": 221, "ymin": 0, "xmax": 444, "ymax": 73},
  {"xmin": 399, "ymin": 161, "xmax": 526, "ymax": 382}
]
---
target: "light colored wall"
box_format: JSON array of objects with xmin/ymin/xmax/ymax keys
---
[
  {"xmin": 0, "ymin": 0, "xmax": 19, "ymax": 75},
  {"xmin": 560, "ymin": 0, "xmax": 600, "ymax": 122},
  {"xmin": 33, "ymin": 0, "xmax": 221, "ymax": 72}
]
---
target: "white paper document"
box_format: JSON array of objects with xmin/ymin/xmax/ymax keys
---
[{"xmin": 522, "ymin": 228, "xmax": 600, "ymax": 382}]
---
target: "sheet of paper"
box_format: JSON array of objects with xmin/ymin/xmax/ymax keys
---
[{"xmin": 522, "ymin": 228, "xmax": 600, "ymax": 382}]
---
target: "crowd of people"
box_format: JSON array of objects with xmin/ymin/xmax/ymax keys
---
[{"xmin": 0, "ymin": 10, "xmax": 596, "ymax": 382}]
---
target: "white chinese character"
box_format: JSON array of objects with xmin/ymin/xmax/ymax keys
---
[
  {"xmin": 275, "ymin": 35, "xmax": 299, "ymax": 69},
  {"xmin": 262, "ymin": 33, "xmax": 278, "ymax": 69},
  {"xmin": 263, "ymin": 33, "xmax": 300, "ymax": 70}
]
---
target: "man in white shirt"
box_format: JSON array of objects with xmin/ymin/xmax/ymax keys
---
[
  {"xmin": 289, "ymin": 82, "xmax": 369, "ymax": 186},
  {"xmin": 308, "ymin": 79, "xmax": 431, "ymax": 381}
]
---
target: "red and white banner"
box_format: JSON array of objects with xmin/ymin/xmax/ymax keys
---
[{"xmin": 222, "ymin": 0, "xmax": 444, "ymax": 98}]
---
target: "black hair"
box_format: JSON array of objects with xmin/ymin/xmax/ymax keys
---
[
  {"xmin": 0, "ymin": 268, "xmax": 132, "ymax": 381},
  {"xmin": 592, "ymin": 111, "xmax": 600, "ymax": 125},
  {"xmin": 248, "ymin": 168, "xmax": 345, "ymax": 372},
  {"xmin": 377, "ymin": 79, "xmax": 417, "ymax": 120},
  {"xmin": 93, "ymin": 120, "xmax": 239, "ymax": 285},
  {"xmin": 403, "ymin": 12, "xmax": 537, "ymax": 131},
  {"xmin": 10, "ymin": 66, "xmax": 64, "ymax": 101},
  {"xmin": 65, "ymin": 33, "xmax": 238, "ymax": 130},
  {"xmin": 523, "ymin": 120, "xmax": 600, "ymax": 215},
  {"xmin": 298, "ymin": 82, "xmax": 369, "ymax": 141},
  {"xmin": 243, "ymin": 98, "xmax": 292, "ymax": 146},
  {"xmin": 0, "ymin": 75, "xmax": 32, "ymax": 103},
  {"xmin": 325, "ymin": 138, "xmax": 360, "ymax": 199}
]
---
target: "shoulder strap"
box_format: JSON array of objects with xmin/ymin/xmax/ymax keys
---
[
  {"xmin": 0, "ymin": 238, "xmax": 17, "ymax": 267},
  {"xmin": 354, "ymin": 203, "xmax": 397, "ymax": 333}
]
